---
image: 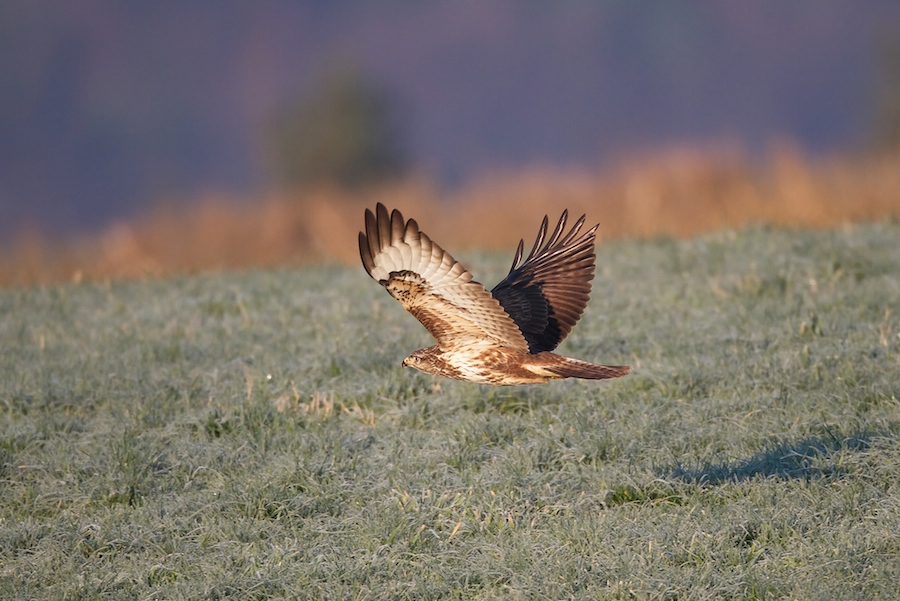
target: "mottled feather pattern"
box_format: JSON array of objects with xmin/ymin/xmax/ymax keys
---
[
  {"xmin": 360, "ymin": 204, "xmax": 529, "ymax": 352},
  {"xmin": 359, "ymin": 203, "xmax": 631, "ymax": 385}
]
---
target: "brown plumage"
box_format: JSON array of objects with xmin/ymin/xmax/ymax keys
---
[{"xmin": 359, "ymin": 203, "xmax": 631, "ymax": 385}]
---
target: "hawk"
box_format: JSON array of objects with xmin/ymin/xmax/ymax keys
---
[{"xmin": 359, "ymin": 203, "xmax": 631, "ymax": 385}]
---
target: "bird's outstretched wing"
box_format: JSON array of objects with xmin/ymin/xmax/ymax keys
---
[
  {"xmin": 490, "ymin": 210, "xmax": 597, "ymax": 353},
  {"xmin": 359, "ymin": 203, "xmax": 529, "ymax": 352}
]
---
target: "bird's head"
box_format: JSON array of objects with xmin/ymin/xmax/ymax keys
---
[
  {"xmin": 401, "ymin": 352, "xmax": 423, "ymax": 369},
  {"xmin": 401, "ymin": 348, "xmax": 441, "ymax": 375}
]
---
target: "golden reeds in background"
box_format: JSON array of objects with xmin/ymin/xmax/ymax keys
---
[{"xmin": 2, "ymin": 148, "xmax": 898, "ymax": 287}]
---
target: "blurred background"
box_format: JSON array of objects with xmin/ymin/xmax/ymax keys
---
[{"xmin": 2, "ymin": 1, "xmax": 900, "ymax": 284}]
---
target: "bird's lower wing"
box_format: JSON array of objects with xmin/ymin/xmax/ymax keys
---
[{"xmin": 382, "ymin": 271, "xmax": 527, "ymax": 349}]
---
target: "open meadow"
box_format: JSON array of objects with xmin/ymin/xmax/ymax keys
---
[{"xmin": 2, "ymin": 219, "xmax": 899, "ymax": 599}]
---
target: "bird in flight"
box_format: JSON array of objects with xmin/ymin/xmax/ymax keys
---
[{"xmin": 359, "ymin": 203, "xmax": 631, "ymax": 385}]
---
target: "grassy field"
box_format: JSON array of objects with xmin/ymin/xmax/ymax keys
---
[{"xmin": 2, "ymin": 222, "xmax": 899, "ymax": 599}]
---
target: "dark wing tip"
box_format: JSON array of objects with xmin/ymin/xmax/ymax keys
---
[
  {"xmin": 510, "ymin": 239, "xmax": 525, "ymax": 272},
  {"xmin": 524, "ymin": 215, "xmax": 551, "ymax": 264},
  {"xmin": 364, "ymin": 207, "xmax": 379, "ymax": 258},
  {"xmin": 359, "ymin": 231, "xmax": 375, "ymax": 276},
  {"xmin": 405, "ymin": 216, "xmax": 420, "ymax": 242},
  {"xmin": 541, "ymin": 210, "xmax": 569, "ymax": 254},
  {"xmin": 376, "ymin": 203, "xmax": 391, "ymax": 249},
  {"xmin": 560, "ymin": 214, "xmax": 588, "ymax": 245},
  {"xmin": 390, "ymin": 208, "xmax": 405, "ymax": 243}
]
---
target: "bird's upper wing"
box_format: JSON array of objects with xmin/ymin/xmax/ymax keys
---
[
  {"xmin": 360, "ymin": 203, "xmax": 529, "ymax": 352},
  {"xmin": 490, "ymin": 210, "xmax": 597, "ymax": 353}
]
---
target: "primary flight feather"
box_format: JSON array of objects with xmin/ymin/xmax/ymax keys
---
[{"xmin": 359, "ymin": 203, "xmax": 631, "ymax": 385}]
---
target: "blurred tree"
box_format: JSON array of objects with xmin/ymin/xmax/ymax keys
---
[
  {"xmin": 267, "ymin": 67, "xmax": 406, "ymax": 188},
  {"xmin": 873, "ymin": 31, "xmax": 900, "ymax": 151}
]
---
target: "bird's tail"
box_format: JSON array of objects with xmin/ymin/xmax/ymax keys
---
[{"xmin": 540, "ymin": 354, "xmax": 631, "ymax": 381}]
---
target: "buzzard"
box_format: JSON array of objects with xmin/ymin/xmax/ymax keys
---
[{"xmin": 359, "ymin": 203, "xmax": 631, "ymax": 385}]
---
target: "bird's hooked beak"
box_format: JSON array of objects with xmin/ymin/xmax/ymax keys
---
[{"xmin": 401, "ymin": 357, "xmax": 408, "ymax": 368}]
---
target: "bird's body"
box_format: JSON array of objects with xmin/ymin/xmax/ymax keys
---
[
  {"xmin": 359, "ymin": 203, "xmax": 630, "ymax": 385},
  {"xmin": 404, "ymin": 344, "xmax": 630, "ymax": 385}
]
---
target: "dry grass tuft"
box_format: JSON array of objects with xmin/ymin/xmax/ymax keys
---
[{"xmin": 2, "ymin": 147, "xmax": 898, "ymax": 286}]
